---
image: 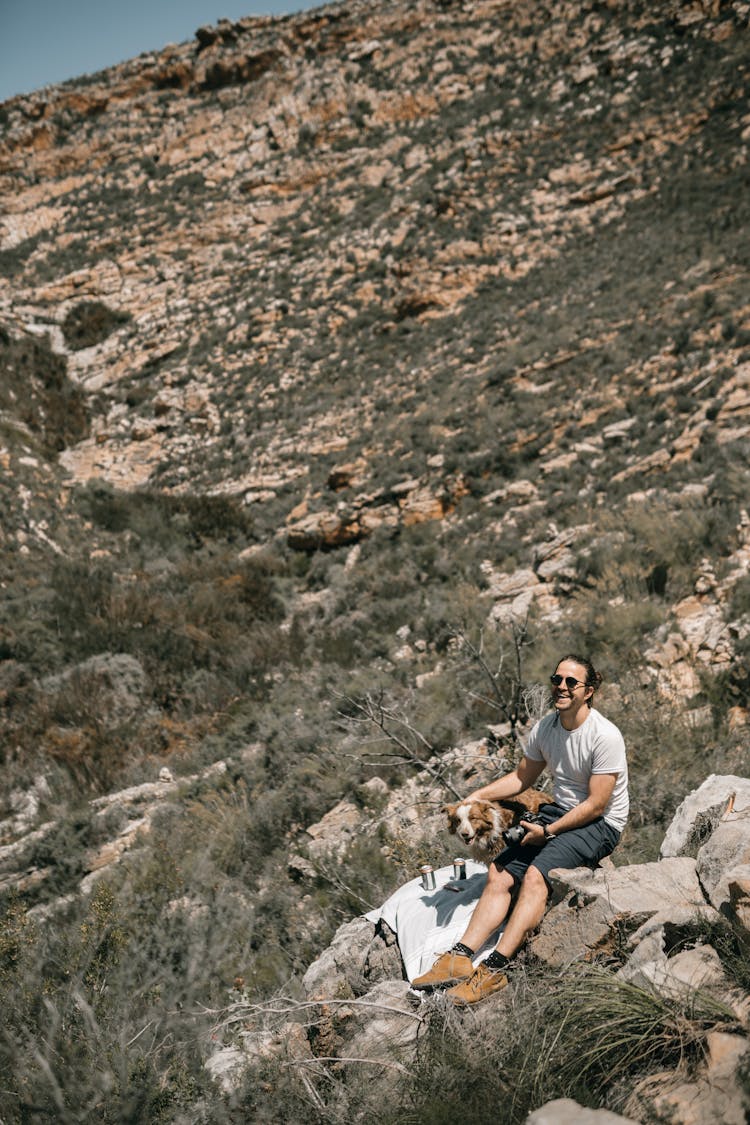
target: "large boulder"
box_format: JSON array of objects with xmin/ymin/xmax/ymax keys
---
[
  {"xmin": 696, "ymin": 812, "xmax": 750, "ymax": 916},
  {"xmin": 660, "ymin": 774, "xmax": 750, "ymax": 858},
  {"xmin": 525, "ymin": 1099, "xmax": 639, "ymax": 1124},
  {"xmin": 533, "ymin": 859, "xmax": 705, "ymax": 967},
  {"xmin": 302, "ymin": 917, "xmax": 377, "ymax": 999}
]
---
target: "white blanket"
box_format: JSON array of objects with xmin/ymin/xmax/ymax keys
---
[{"xmin": 365, "ymin": 862, "xmax": 503, "ymax": 982}]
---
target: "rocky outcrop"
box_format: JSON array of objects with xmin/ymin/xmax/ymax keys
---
[
  {"xmin": 0, "ymin": 760, "xmax": 228, "ymax": 907},
  {"xmin": 644, "ymin": 511, "xmax": 750, "ymax": 708},
  {"xmin": 2, "ymin": 0, "xmax": 750, "ymax": 1120},
  {"xmin": 212, "ymin": 772, "xmax": 750, "ymax": 1123},
  {"xmin": 285, "ymin": 475, "xmax": 469, "ymax": 551}
]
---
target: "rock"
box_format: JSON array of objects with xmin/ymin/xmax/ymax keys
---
[
  {"xmin": 525, "ymin": 1099, "xmax": 639, "ymax": 1124},
  {"xmin": 672, "ymin": 596, "xmax": 731, "ymax": 665},
  {"xmin": 398, "ymin": 485, "xmax": 452, "ymax": 526},
  {"xmin": 340, "ymin": 979, "xmax": 424, "ymax": 1062},
  {"xmin": 625, "ymin": 905, "xmax": 724, "ymax": 962},
  {"xmin": 0, "ymin": 822, "xmax": 57, "ymax": 873},
  {"xmin": 696, "ymin": 811, "xmax": 750, "ymax": 913},
  {"xmin": 327, "ymin": 459, "xmax": 367, "ymax": 490},
  {"xmin": 363, "ymin": 920, "xmax": 403, "ymax": 984},
  {"xmin": 481, "ymin": 564, "xmax": 540, "ymax": 600},
  {"xmin": 533, "ymin": 860, "xmax": 706, "ymax": 967},
  {"xmin": 660, "ymin": 774, "xmax": 750, "ymax": 858},
  {"xmin": 627, "ymin": 1032, "xmax": 750, "ymax": 1125},
  {"xmin": 287, "ymin": 509, "xmax": 364, "ymax": 551},
  {"xmin": 726, "ymin": 867, "xmax": 750, "ymax": 940},
  {"xmin": 0, "ymin": 775, "xmax": 51, "ymax": 841},
  {"xmin": 619, "ymin": 942, "xmax": 728, "ymax": 1001},
  {"xmin": 601, "ymin": 418, "xmax": 637, "ymax": 445},
  {"xmin": 533, "ymin": 526, "xmax": 587, "ymax": 583},
  {"xmin": 531, "ymin": 889, "xmax": 622, "ymax": 967},
  {"xmin": 303, "ymin": 799, "xmax": 364, "ymax": 860},
  {"xmin": 302, "ymin": 916, "xmax": 376, "ymax": 999},
  {"xmin": 204, "ymin": 1046, "xmax": 249, "ymax": 1095},
  {"xmin": 205, "ymin": 1020, "xmax": 313, "ymax": 1094},
  {"xmin": 287, "ymin": 853, "xmax": 317, "ymax": 880},
  {"xmin": 549, "ymin": 858, "xmax": 705, "ymax": 916}
]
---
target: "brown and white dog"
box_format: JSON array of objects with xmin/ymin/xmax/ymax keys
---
[{"xmin": 442, "ymin": 789, "xmax": 553, "ymax": 865}]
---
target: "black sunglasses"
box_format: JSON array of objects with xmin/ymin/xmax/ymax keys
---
[{"xmin": 550, "ymin": 674, "xmax": 586, "ymax": 690}]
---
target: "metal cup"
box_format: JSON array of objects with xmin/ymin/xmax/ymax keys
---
[{"xmin": 420, "ymin": 864, "xmax": 436, "ymax": 890}]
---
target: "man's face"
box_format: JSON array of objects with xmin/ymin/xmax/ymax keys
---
[{"xmin": 551, "ymin": 659, "xmax": 592, "ymax": 718}]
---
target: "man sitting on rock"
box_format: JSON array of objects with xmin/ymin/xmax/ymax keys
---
[{"xmin": 412, "ymin": 653, "xmax": 629, "ymax": 1005}]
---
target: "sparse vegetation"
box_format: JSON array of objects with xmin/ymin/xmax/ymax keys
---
[{"xmin": 1, "ymin": 0, "xmax": 749, "ymax": 1118}]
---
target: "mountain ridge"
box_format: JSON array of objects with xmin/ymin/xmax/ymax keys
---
[{"xmin": 1, "ymin": 0, "xmax": 749, "ymax": 1119}]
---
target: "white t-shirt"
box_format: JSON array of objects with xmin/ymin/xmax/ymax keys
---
[{"xmin": 525, "ymin": 707, "xmax": 629, "ymax": 831}]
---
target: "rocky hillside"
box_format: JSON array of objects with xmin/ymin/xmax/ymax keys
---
[{"xmin": 1, "ymin": 0, "xmax": 749, "ymax": 1120}]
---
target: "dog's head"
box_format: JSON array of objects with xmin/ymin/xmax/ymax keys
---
[{"xmin": 442, "ymin": 799, "xmax": 515, "ymax": 856}]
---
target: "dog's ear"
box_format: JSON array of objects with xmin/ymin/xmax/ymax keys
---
[{"xmin": 442, "ymin": 803, "xmax": 460, "ymax": 834}]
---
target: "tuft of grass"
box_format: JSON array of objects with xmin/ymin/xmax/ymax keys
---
[{"xmin": 390, "ymin": 963, "xmax": 738, "ymax": 1125}]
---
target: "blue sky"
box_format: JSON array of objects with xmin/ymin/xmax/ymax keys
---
[{"xmin": 0, "ymin": 0, "xmax": 313, "ymax": 103}]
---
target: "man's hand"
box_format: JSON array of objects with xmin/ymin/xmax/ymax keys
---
[{"xmin": 520, "ymin": 819, "xmax": 547, "ymax": 846}]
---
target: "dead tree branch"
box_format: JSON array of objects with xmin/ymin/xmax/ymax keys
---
[{"xmin": 334, "ymin": 689, "xmax": 462, "ymax": 799}]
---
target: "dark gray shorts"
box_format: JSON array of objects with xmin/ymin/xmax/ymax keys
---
[{"xmin": 494, "ymin": 803, "xmax": 621, "ymax": 889}]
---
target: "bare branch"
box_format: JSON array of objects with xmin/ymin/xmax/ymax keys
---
[
  {"xmin": 448, "ymin": 615, "xmax": 534, "ymax": 748},
  {"xmin": 333, "ymin": 689, "xmax": 462, "ymax": 799},
  {"xmin": 205, "ymin": 994, "xmax": 428, "ymax": 1032},
  {"xmin": 290, "ymin": 1054, "xmax": 412, "ymax": 1074}
]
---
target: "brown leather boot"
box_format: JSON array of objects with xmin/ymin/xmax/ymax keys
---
[
  {"xmin": 444, "ymin": 962, "xmax": 509, "ymax": 1005},
  {"xmin": 411, "ymin": 951, "xmax": 474, "ymax": 990}
]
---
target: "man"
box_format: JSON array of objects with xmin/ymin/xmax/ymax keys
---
[{"xmin": 412, "ymin": 654, "xmax": 628, "ymax": 1005}]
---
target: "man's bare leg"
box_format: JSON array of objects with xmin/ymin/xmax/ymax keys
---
[
  {"xmin": 442, "ymin": 866, "xmax": 549, "ymax": 1004},
  {"xmin": 458, "ymin": 862, "xmax": 516, "ymax": 951},
  {"xmin": 494, "ymin": 865, "xmax": 548, "ymax": 958}
]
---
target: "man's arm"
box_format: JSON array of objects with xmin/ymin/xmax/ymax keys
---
[
  {"xmin": 463, "ymin": 755, "xmax": 546, "ymax": 803},
  {"xmin": 521, "ymin": 772, "xmax": 618, "ymax": 844}
]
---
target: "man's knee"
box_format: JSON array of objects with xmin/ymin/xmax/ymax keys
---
[
  {"xmin": 520, "ymin": 865, "xmax": 549, "ymax": 898},
  {"xmin": 487, "ymin": 863, "xmax": 515, "ymax": 893}
]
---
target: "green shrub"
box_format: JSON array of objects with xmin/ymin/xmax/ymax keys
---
[
  {"xmin": 61, "ymin": 301, "xmax": 131, "ymax": 350},
  {"xmin": 0, "ymin": 331, "xmax": 89, "ymax": 452}
]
